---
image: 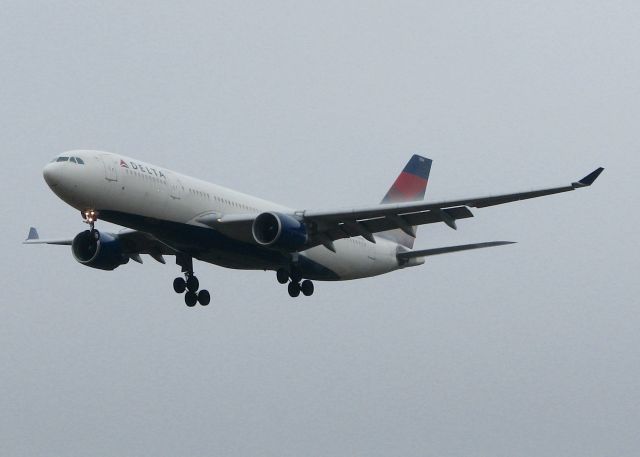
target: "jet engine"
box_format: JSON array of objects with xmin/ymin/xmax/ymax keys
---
[
  {"xmin": 252, "ymin": 212, "xmax": 308, "ymax": 251},
  {"xmin": 72, "ymin": 230, "xmax": 129, "ymax": 270}
]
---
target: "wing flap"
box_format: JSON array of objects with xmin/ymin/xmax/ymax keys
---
[
  {"xmin": 116, "ymin": 230, "xmax": 177, "ymax": 255},
  {"xmin": 307, "ymin": 206, "xmax": 474, "ymax": 247}
]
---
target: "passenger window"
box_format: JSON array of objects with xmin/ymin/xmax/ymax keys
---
[
  {"xmin": 76, "ymin": 157, "xmax": 85, "ymax": 164},
  {"xmin": 56, "ymin": 156, "xmax": 69, "ymax": 162}
]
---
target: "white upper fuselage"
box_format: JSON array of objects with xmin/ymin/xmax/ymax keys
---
[{"xmin": 43, "ymin": 150, "xmax": 403, "ymax": 280}]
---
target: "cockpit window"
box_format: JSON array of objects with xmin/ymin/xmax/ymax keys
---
[
  {"xmin": 56, "ymin": 156, "xmax": 69, "ymax": 162},
  {"xmin": 69, "ymin": 157, "xmax": 77, "ymax": 163},
  {"xmin": 76, "ymin": 157, "xmax": 85, "ymax": 164}
]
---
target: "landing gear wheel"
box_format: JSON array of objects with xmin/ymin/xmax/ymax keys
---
[
  {"xmin": 186, "ymin": 275, "xmax": 199, "ymax": 292},
  {"xmin": 92, "ymin": 229, "xmax": 100, "ymax": 240},
  {"xmin": 185, "ymin": 291, "xmax": 198, "ymax": 307},
  {"xmin": 301, "ymin": 280, "xmax": 314, "ymax": 296},
  {"xmin": 290, "ymin": 270, "xmax": 302, "ymax": 283},
  {"xmin": 288, "ymin": 281, "xmax": 301, "ymax": 298},
  {"xmin": 198, "ymin": 290, "xmax": 210, "ymax": 306},
  {"xmin": 173, "ymin": 277, "xmax": 186, "ymax": 294},
  {"xmin": 276, "ymin": 268, "xmax": 289, "ymax": 284}
]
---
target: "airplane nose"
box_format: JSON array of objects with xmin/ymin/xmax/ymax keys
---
[{"xmin": 43, "ymin": 162, "xmax": 59, "ymax": 188}]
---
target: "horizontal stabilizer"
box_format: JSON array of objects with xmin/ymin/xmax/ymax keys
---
[{"xmin": 397, "ymin": 241, "xmax": 515, "ymax": 260}]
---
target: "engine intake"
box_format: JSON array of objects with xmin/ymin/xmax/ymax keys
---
[
  {"xmin": 252, "ymin": 212, "xmax": 308, "ymax": 251},
  {"xmin": 72, "ymin": 230, "xmax": 129, "ymax": 270}
]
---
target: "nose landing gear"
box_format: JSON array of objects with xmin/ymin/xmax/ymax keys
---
[
  {"xmin": 174, "ymin": 255, "xmax": 210, "ymax": 307},
  {"xmin": 82, "ymin": 209, "xmax": 100, "ymax": 239},
  {"xmin": 277, "ymin": 268, "xmax": 315, "ymax": 298}
]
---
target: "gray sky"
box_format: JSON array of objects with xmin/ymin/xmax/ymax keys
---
[{"xmin": 1, "ymin": 1, "xmax": 639, "ymax": 456}]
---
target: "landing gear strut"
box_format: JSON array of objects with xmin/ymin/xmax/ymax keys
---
[
  {"xmin": 277, "ymin": 268, "xmax": 315, "ymax": 298},
  {"xmin": 174, "ymin": 254, "xmax": 210, "ymax": 307}
]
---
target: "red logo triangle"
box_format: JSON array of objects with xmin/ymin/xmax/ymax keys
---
[{"xmin": 120, "ymin": 159, "xmax": 129, "ymax": 168}]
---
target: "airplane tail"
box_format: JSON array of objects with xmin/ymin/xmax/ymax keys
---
[{"xmin": 379, "ymin": 155, "xmax": 432, "ymax": 248}]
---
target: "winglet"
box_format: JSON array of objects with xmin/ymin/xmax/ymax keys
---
[
  {"xmin": 26, "ymin": 227, "xmax": 39, "ymax": 241},
  {"xmin": 574, "ymin": 167, "xmax": 604, "ymax": 188}
]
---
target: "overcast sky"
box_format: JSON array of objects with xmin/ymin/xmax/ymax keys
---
[{"xmin": 1, "ymin": 1, "xmax": 639, "ymax": 456}]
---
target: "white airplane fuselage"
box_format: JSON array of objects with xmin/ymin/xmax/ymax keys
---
[{"xmin": 43, "ymin": 150, "xmax": 404, "ymax": 281}]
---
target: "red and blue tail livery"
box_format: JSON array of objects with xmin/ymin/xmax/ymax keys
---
[
  {"xmin": 379, "ymin": 155, "xmax": 433, "ymax": 248},
  {"xmin": 381, "ymin": 154, "xmax": 432, "ymax": 204}
]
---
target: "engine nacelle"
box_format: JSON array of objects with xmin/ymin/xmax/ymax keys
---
[
  {"xmin": 252, "ymin": 212, "xmax": 308, "ymax": 251},
  {"xmin": 72, "ymin": 230, "xmax": 129, "ymax": 271}
]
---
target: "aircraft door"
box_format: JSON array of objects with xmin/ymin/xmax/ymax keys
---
[{"xmin": 100, "ymin": 155, "xmax": 119, "ymax": 182}]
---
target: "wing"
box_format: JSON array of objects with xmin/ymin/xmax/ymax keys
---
[
  {"xmin": 298, "ymin": 167, "xmax": 604, "ymax": 250},
  {"xmin": 23, "ymin": 227, "xmax": 176, "ymax": 264},
  {"xmin": 22, "ymin": 227, "xmax": 72, "ymax": 245}
]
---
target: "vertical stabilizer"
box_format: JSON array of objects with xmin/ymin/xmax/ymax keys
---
[{"xmin": 379, "ymin": 155, "xmax": 432, "ymax": 248}]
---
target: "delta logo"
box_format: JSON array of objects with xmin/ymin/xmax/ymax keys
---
[{"xmin": 120, "ymin": 159, "xmax": 166, "ymax": 179}]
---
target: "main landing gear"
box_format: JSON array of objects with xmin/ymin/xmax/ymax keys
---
[
  {"xmin": 174, "ymin": 254, "xmax": 210, "ymax": 307},
  {"xmin": 277, "ymin": 268, "xmax": 314, "ymax": 298}
]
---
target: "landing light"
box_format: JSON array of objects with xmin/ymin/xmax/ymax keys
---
[{"xmin": 83, "ymin": 210, "xmax": 98, "ymax": 222}]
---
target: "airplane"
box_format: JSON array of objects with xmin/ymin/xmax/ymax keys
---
[{"xmin": 25, "ymin": 150, "xmax": 604, "ymax": 306}]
